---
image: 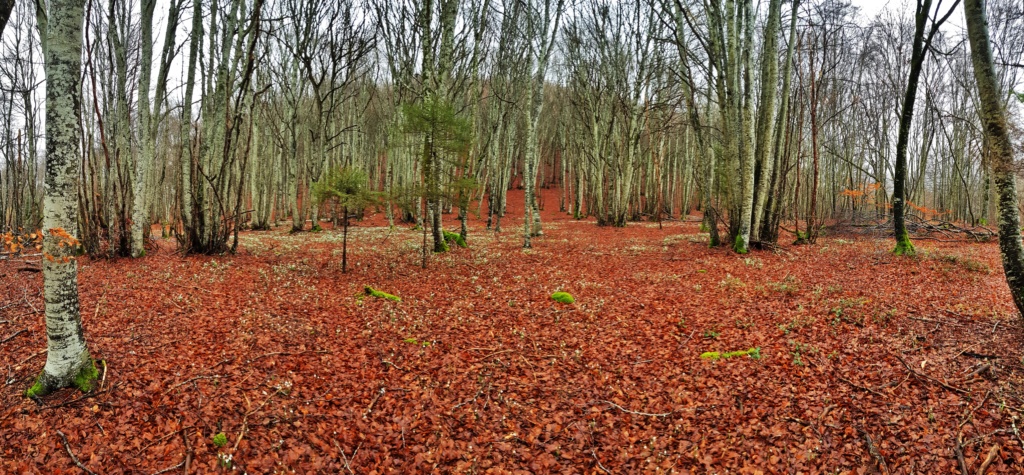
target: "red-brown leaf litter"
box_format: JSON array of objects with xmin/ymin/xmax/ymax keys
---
[{"xmin": 3, "ymin": 189, "xmax": 1024, "ymax": 473}]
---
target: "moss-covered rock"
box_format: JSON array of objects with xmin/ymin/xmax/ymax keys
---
[
  {"xmin": 365, "ymin": 286, "xmax": 401, "ymax": 302},
  {"xmin": 551, "ymin": 292, "xmax": 575, "ymax": 304}
]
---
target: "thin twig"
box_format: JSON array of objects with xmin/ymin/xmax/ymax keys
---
[
  {"xmin": 182, "ymin": 428, "xmax": 193, "ymax": 475},
  {"xmin": 453, "ymin": 389, "xmax": 483, "ymax": 411},
  {"xmin": 894, "ymin": 354, "xmax": 968, "ymax": 394},
  {"xmin": 474, "ymin": 349, "xmax": 514, "ymax": 362},
  {"xmin": 334, "ymin": 440, "xmax": 361, "ymax": 475},
  {"xmin": 591, "ymin": 449, "xmax": 612, "ymax": 473},
  {"xmin": 1, "ymin": 329, "xmax": 26, "ymax": 345},
  {"xmin": 234, "ymin": 390, "xmax": 282, "ymax": 451},
  {"xmin": 149, "ymin": 461, "xmax": 185, "ymax": 475},
  {"xmin": 17, "ymin": 349, "xmax": 46, "ymax": 366},
  {"xmin": 364, "ymin": 387, "xmax": 385, "ymax": 419},
  {"xmin": 598, "ymin": 400, "xmax": 671, "ymax": 417},
  {"xmin": 245, "ymin": 350, "xmax": 329, "ymax": 365},
  {"xmin": 56, "ymin": 430, "xmax": 98, "ymax": 475},
  {"xmin": 837, "ymin": 375, "xmax": 885, "ymax": 396},
  {"xmin": 954, "ymin": 433, "xmax": 969, "ymax": 475},
  {"xmin": 859, "ymin": 427, "xmax": 891, "ymax": 475},
  {"xmin": 163, "ymin": 375, "xmax": 225, "ymax": 394},
  {"xmin": 22, "ymin": 287, "xmax": 38, "ymax": 314},
  {"xmin": 44, "ymin": 387, "xmax": 111, "ymax": 410}
]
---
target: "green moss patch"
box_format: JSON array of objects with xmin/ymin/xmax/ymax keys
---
[
  {"xmin": 72, "ymin": 360, "xmax": 100, "ymax": 392},
  {"xmin": 365, "ymin": 286, "xmax": 401, "ymax": 302},
  {"xmin": 443, "ymin": 230, "xmax": 467, "ymax": 248},
  {"xmin": 733, "ymin": 234, "xmax": 748, "ymax": 254},
  {"xmin": 25, "ymin": 379, "xmax": 44, "ymax": 398},
  {"xmin": 700, "ymin": 347, "xmax": 761, "ymax": 361},
  {"xmin": 551, "ymin": 292, "xmax": 575, "ymax": 304}
]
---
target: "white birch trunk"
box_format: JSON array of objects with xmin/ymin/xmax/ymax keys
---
[{"xmin": 30, "ymin": 0, "xmax": 95, "ymax": 397}]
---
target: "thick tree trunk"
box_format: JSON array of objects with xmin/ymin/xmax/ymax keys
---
[
  {"xmin": 963, "ymin": 0, "xmax": 1024, "ymax": 317},
  {"xmin": 29, "ymin": 0, "xmax": 96, "ymax": 398}
]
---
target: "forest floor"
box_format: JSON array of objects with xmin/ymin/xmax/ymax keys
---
[{"xmin": 3, "ymin": 189, "xmax": 1024, "ymax": 474}]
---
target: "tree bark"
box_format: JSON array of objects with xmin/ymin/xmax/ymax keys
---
[
  {"xmin": 130, "ymin": 0, "xmax": 156, "ymax": 257},
  {"xmin": 963, "ymin": 0, "xmax": 1024, "ymax": 317},
  {"xmin": 0, "ymin": 0, "xmax": 14, "ymax": 38},
  {"xmin": 749, "ymin": 0, "xmax": 783, "ymax": 242},
  {"xmin": 29, "ymin": 0, "xmax": 96, "ymax": 398}
]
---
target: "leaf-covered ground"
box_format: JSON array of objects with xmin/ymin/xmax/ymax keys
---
[{"xmin": 3, "ymin": 191, "xmax": 1024, "ymax": 473}]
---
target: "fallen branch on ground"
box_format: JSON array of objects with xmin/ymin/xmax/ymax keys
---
[
  {"xmin": 597, "ymin": 400, "xmax": 671, "ymax": 418},
  {"xmin": 859, "ymin": 427, "xmax": 891, "ymax": 475},
  {"xmin": 1, "ymin": 329, "xmax": 26, "ymax": 345},
  {"xmin": 894, "ymin": 354, "xmax": 968, "ymax": 394},
  {"xmin": 56, "ymin": 430, "xmax": 98, "ymax": 475},
  {"xmin": 245, "ymin": 350, "xmax": 330, "ymax": 365}
]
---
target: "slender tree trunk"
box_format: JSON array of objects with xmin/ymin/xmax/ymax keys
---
[
  {"xmin": 342, "ymin": 205, "xmax": 349, "ymax": 273},
  {"xmin": 760, "ymin": 0, "xmax": 799, "ymax": 244},
  {"xmin": 750, "ymin": 0, "xmax": 783, "ymax": 242},
  {"xmin": 734, "ymin": 0, "xmax": 755, "ymax": 253},
  {"xmin": 130, "ymin": 0, "xmax": 156, "ymax": 257},
  {"xmin": 892, "ymin": 0, "xmax": 958, "ymax": 254}
]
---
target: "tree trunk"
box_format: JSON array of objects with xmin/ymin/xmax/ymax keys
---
[
  {"xmin": 963, "ymin": 0, "xmax": 1024, "ymax": 317},
  {"xmin": 892, "ymin": 0, "xmax": 958, "ymax": 254},
  {"xmin": 29, "ymin": 0, "xmax": 96, "ymax": 398},
  {"xmin": 130, "ymin": 0, "xmax": 156, "ymax": 257},
  {"xmin": 750, "ymin": 0, "xmax": 783, "ymax": 242}
]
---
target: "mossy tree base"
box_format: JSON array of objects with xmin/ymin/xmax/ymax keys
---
[
  {"xmin": 26, "ymin": 358, "xmax": 98, "ymax": 398},
  {"xmin": 732, "ymin": 234, "xmax": 749, "ymax": 254},
  {"xmin": 893, "ymin": 235, "xmax": 916, "ymax": 256}
]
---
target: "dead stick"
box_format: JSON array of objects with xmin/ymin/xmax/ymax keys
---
[
  {"xmin": 598, "ymin": 400, "xmax": 672, "ymax": 418},
  {"xmin": 837, "ymin": 375, "xmax": 885, "ymax": 396},
  {"xmin": 234, "ymin": 391, "xmax": 280, "ymax": 451},
  {"xmin": 245, "ymin": 350, "xmax": 329, "ymax": 365},
  {"xmin": 364, "ymin": 387, "xmax": 385, "ymax": 419},
  {"xmin": 163, "ymin": 375, "xmax": 225, "ymax": 394},
  {"xmin": 149, "ymin": 461, "xmax": 186, "ymax": 475},
  {"xmin": 976, "ymin": 444, "xmax": 999, "ymax": 475},
  {"xmin": 56, "ymin": 430, "xmax": 98, "ymax": 475},
  {"xmin": 859, "ymin": 427, "xmax": 891, "ymax": 475},
  {"xmin": 954, "ymin": 433, "xmax": 969, "ymax": 475},
  {"xmin": 17, "ymin": 349, "xmax": 46, "ymax": 366},
  {"xmin": 894, "ymin": 354, "xmax": 968, "ymax": 394},
  {"xmin": 591, "ymin": 449, "xmax": 612, "ymax": 474},
  {"xmin": 1, "ymin": 329, "xmax": 26, "ymax": 345},
  {"xmin": 181, "ymin": 429, "xmax": 192, "ymax": 475}
]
